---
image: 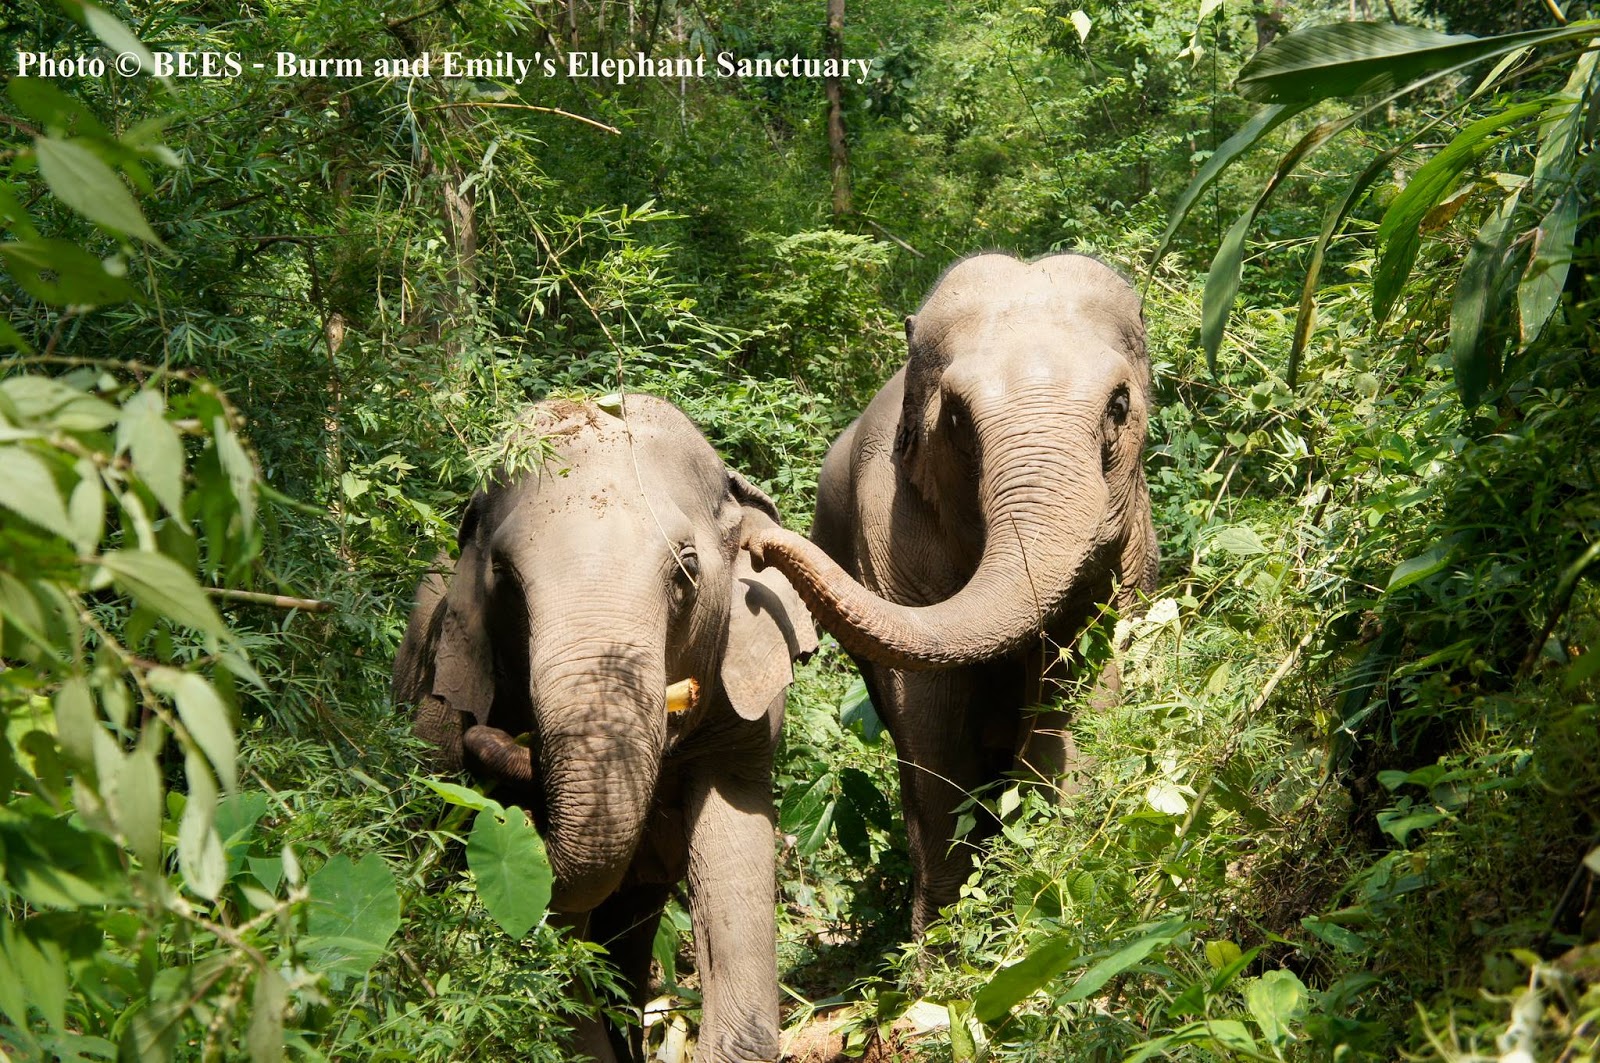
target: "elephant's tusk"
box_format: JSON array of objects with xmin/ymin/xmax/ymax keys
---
[{"xmin": 666, "ymin": 677, "xmax": 700, "ymax": 714}]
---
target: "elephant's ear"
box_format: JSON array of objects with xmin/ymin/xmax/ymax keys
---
[
  {"xmin": 721, "ymin": 479, "xmax": 819, "ymax": 722},
  {"xmin": 417, "ymin": 498, "xmax": 498, "ymax": 766}
]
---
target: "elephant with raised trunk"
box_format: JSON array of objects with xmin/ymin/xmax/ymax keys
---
[
  {"xmin": 746, "ymin": 252, "xmax": 1158, "ymax": 935},
  {"xmin": 394, "ymin": 396, "xmax": 817, "ymax": 1062}
]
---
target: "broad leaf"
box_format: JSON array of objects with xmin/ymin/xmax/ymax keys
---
[
  {"xmin": 305, "ymin": 853, "xmax": 401, "ymax": 975},
  {"xmin": 0, "ymin": 446, "xmax": 73, "ymax": 540},
  {"xmin": 1236, "ymin": 21, "xmax": 1599, "ymax": 105},
  {"xmin": 1244, "ymin": 969, "xmax": 1308, "ymax": 1045},
  {"xmin": 1519, "ymin": 189, "xmax": 1581, "ymax": 348},
  {"xmin": 117, "ymin": 390, "xmax": 185, "ymax": 518},
  {"xmin": 973, "ymin": 931, "xmax": 1079, "ymax": 1026},
  {"xmin": 0, "ymin": 239, "xmax": 134, "ymax": 306},
  {"xmin": 1062, "ymin": 919, "xmax": 1190, "ymax": 1002},
  {"xmin": 1373, "ymin": 102, "xmax": 1542, "ymax": 323},
  {"xmin": 1153, "ymin": 103, "xmax": 1304, "ymax": 271},
  {"xmin": 149, "ymin": 668, "xmax": 237, "ymax": 793},
  {"xmin": 101, "ymin": 549, "xmax": 227, "ymax": 639},
  {"xmin": 34, "ymin": 136, "xmax": 160, "ymax": 244},
  {"xmin": 467, "ymin": 805, "xmax": 553, "ymax": 940},
  {"xmin": 1451, "ymin": 193, "xmax": 1522, "ymax": 407}
]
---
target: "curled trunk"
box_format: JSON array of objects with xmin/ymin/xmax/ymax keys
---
[{"xmin": 747, "ymin": 422, "xmax": 1110, "ymax": 670}]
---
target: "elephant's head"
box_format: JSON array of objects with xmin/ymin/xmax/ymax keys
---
[
  {"xmin": 396, "ymin": 396, "xmax": 815, "ymax": 912},
  {"xmin": 747, "ymin": 252, "xmax": 1155, "ymax": 669}
]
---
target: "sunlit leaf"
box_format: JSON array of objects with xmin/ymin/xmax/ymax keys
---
[
  {"xmin": 102, "ymin": 549, "xmax": 227, "ymax": 639},
  {"xmin": 34, "ymin": 136, "xmax": 160, "ymax": 244},
  {"xmin": 467, "ymin": 805, "xmax": 553, "ymax": 940},
  {"xmin": 305, "ymin": 853, "xmax": 401, "ymax": 975}
]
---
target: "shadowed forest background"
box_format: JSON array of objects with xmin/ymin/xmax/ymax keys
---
[{"xmin": 3, "ymin": 0, "xmax": 1600, "ymax": 1058}]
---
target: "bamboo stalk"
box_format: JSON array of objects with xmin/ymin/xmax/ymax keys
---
[{"xmin": 206, "ymin": 588, "xmax": 333, "ymax": 612}]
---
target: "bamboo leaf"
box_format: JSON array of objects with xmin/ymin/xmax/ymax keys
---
[
  {"xmin": 1450, "ymin": 193, "xmax": 1521, "ymax": 407},
  {"xmin": 1518, "ymin": 189, "xmax": 1580, "ymax": 346},
  {"xmin": 1153, "ymin": 104, "xmax": 1303, "ymax": 271},
  {"xmin": 1373, "ymin": 102, "xmax": 1542, "ymax": 323},
  {"xmin": 1236, "ymin": 20, "xmax": 1600, "ymax": 105}
]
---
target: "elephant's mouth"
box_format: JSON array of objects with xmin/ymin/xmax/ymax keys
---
[{"xmin": 462, "ymin": 675, "xmax": 701, "ymax": 785}]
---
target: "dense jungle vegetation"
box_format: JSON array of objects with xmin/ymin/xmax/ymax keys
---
[{"xmin": 3, "ymin": 0, "xmax": 1600, "ymax": 1057}]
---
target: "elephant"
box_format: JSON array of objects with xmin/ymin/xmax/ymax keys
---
[
  {"xmin": 393, "ymin": 395, "xmax": 817, "ymax": 1063},
  {"xmin": 745, "ymin": 252, "xmax": 1157, "ymax": 935}
]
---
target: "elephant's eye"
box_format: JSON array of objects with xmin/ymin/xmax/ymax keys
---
[
  {"xmin": 1107, "ymin": 388, "xmax": 1131, "ymax": 427},
  {"xmin": 672, "ymin": 547, "xmax": 700, "ymax": 591}
]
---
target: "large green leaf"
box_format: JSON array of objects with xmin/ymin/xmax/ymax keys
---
[
  {"xmin": 1372, "ymin": 102, "xmax": 1542, "ymax": 323},
  {"xmin": 1201, "ymin": 121, "xmax": 1337, "ymax": 371},
  {"xmin": 110, "ymin": 745, "xmax": 164, "ymax": 869},
  {"xmin": 149, "ymin": 667, "xmax": 237, "ymax": 793},
  {"xmin": 101, "ymin": 549, "xmax": 227, "ymax": 639},
  {"xmin": 1152, "ymin": 103, "xmax": 1304, "ymax": 271},
  {"xmin": 1244, "ymin": 969, "xmax": 1308, "ymax": 1045},
  {"xmin": 1061, "ymin": 919, "xmax": 1191, "ymax": 1002},
  {"xmin": 305, "ymin": 854, "xmax": 401, "ymax": 975},
  {"xmin": 973, "ymin": 931, "xmax": 1080, "ymax": 1026},
  {"xmin": 1451, "ymin": 193, "xmax": 1522, "ymax": 407},
  {"xmin": 116, "ymin": 390, "xmax": 185, "ymax": 518},
  {"xmin": 0, "ymin": 446, "xmax": 73, "ymax": 541},
  {"xmin": 34, "ymin": 136, "xmax": 160, "ymax": 245},
  {"xmin": 177, "ymin": 749, "xmax": 226, "ymax": 900},
  {"xmin": 1518, "ymin": 189, "xmax": 1580, "ymax": 349},
  {"xmin": 0, "ymin": 239, "xmax": 134, "ymax": 306},
  {"xmin": 466, "ymin": 805, "xmax": 553, "ymax": 940},
  {"xmin": 1236, "ymin": 20, "xmax": 1599, "ymax": 105}
]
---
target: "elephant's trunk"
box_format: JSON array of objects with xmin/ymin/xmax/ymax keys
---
[
  {"xmin": 748, "ymin": 408, "xmax": 1111, "ymax": 670},
  {"xmin": 531, "ymin": 643, "xmax": 668, "ymax": 914}
]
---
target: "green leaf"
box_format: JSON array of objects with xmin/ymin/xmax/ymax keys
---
[
  {"xmin": 838, "ymin": 678, "xmax": 883, "ymax": 742},
  {"xmin": 117, "ymin": 390, "xmax": 185, "ymax": 518},
  {"xmin": 101, "ymin": 550, "xmax": 227, "ymax": 639},
  {"xmin": 780, "ymin": 772, "xmax": 834, "ymax": 833},
  {"xmin": 1201, "ymin": 120, "xmax": 1339, "ymax": 371},
  {"xmin": 1386, "ymin": 542, "xmax": 1455, "ymax": 592},
  {"xmin": 1153, "ymin": 104, "xmax": 1303, "ymax": 271},
  {"xmin": 1372, "ymin": 102, "xmax": 1543, "ymax": 323},
  {"xmin": 1204, "ymin": 939, "xmax": 1243, "ymax": 971},
  {"xmin": 247, "ymin": 967, "xmax": 286, "ymax": 1063},
  {"xmin": 1210, "ymin": 524, "xmax": 1266, "ymax": 557},
  {"xmin": 80, "ymin": 3, "xmax": 158, "ymax": 77},
  {"xmin": 947, "ymin": 999, "xmax": 978, "ymax": 1060},
  {"xmin": 1201, "ymin": 209, "xmax": 1254, "ymax": 375},
  {"xmin": 52, "ymin": 677, "xmax": 96, "ymax": 768},
  {"xmin": 467, "ymin": 805, "xmax": 553, "ymax": 940},
  {"xmin": 110, "ymin": 745, "xmax": 163, "ymax": 869},
  {"xmin": 422, "ymin": 777, "xmax": 498, "ymax": 812},
  {"xmin": 0, "ymin": 446, "xmax": 73, "ymax": 541},
  {"xmin": 149, "ymin": 667, "xmax": 237, "ymax": 792},
  {"xmin": 1288, "ymin": 129, "xmax": 1427, "ymax": 386},
  {"xmin": 0, "ymin": 375, "xmax": 119, "ymax": 430},
  {"xmin": 1235, "ymin": 20, "xmax": 1598, "ymax": 105},
  {"xmin": 34, "ymin": 136, "xmax": 160, "ymax": 245},
  {"xmin": 973, "ymin": 931, "xmax": 1079, "ymax": 1026},
  {"xmin": 1244, "ymin": 969, "xmax": 1308, "ymax": 1045},
  {"xmin": 1062, "ymin": 919, "xmax": 1189, "ymax": 1002},
  {"xmin": 1451, "ymin": 192, "xmax": 1523, "ymax": 407},
  {"xmin": 0, "ymin": 239, "xmax": 135, "ymax": 306},
  {"xmin": 1302, "ymin": 915, "xmax": 1370, "ymax": 953},
  {"xmin": 305, "ymin": 854, "xmax": 401, "ymax": 975},
  {"xmin": 840, "ymin": 766, "xmax": 893, "ymax": 831},
  {"xmin": 214, "ymin": 421, "xmax": 257, "ymax": 534},
  {"xmin": 177, "ymin": 749, "xmax": 225, "ymax": 899},
  {"xmin": 1518, "ymin": 189, "xmax": 1580, "ymax": 347}
]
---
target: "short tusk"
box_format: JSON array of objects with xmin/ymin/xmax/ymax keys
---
[
  {"xmin": 666, "ymin": 678, "xmax": 701, "ymax": 714},
  {"xmin": 462, "ymin": 724, "xmax": 535, "ymax": 783}
]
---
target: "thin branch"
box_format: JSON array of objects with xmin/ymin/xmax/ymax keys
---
[
  {"xmin": 206, "ymin": 588, "xmax": 333, "ymax": 613},
  {"xmin": 421, "ymin": 101, "xmax": 621, "ymax": 135}
]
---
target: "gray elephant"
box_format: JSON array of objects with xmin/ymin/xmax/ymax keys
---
[
  {"xmin": 393, "ymin": 395, "xmax": 817, "ymax": 1062},
  {"xmin": 746, "ymin": 252, "xmax": 1157, "ymax": 935}
]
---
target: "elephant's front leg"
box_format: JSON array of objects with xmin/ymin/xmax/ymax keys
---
[
  {"xmin": 683, "ymin": 751, "xmax": 780, "ymax": 1063},
  {"xmin": 877, "ymin": 665, "xmax": 994, "ymax": 938}
]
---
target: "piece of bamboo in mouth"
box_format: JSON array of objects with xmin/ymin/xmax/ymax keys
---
[{"xmin": 666, "ymin": 678, "xmax": 701, "ymax": 714}]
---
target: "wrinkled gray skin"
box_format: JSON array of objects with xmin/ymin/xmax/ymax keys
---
[
  {"xmin": 747, "ymin": 253, "xmax": 1157, "ymax": 935},
  {"xmin": 394, "ymin": 396, "xmax": 816, "ymax": 1063}
]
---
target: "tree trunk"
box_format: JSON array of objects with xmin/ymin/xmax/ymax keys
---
[{"xmin": 825, "ymin": 0, "xmax": 851, "ymax": 218}]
